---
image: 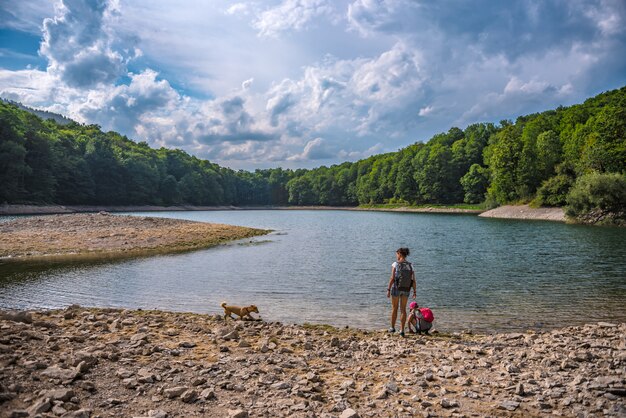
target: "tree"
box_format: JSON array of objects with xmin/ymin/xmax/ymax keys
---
[{"xmin": 460, "ymin": 164, "xmax": 489, "ymax": 204}]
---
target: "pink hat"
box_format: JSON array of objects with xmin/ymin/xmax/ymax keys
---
[{"xmin": 409, "ymin": 301, "xmax": 418, "ymax": 310}]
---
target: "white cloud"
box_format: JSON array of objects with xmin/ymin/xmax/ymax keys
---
[
  {"xmin": 288, "ymin": 137, "xmax": 334, "ymax": 161},
  {"xmin": 418, "ymin": 105, "xmax": 434, "ymax": 117},
  {"xmin": 1, "ymin": 0, "xmax": 625, "ymax": 169},
  {"xmin": 253, "ymin": 0, "xmax": 336, "ymax": 37}
]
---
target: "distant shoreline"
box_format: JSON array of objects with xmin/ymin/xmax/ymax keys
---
[
  {"xmin": 0, "ymin": 203, "xmax": 569, "ymax": 222},
  {"xmin": 0, "ymin": 203, "xmax": 483, "ymax": 215}
]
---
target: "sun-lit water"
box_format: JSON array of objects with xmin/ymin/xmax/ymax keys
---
[{"xmin": 1, "ymin": 210, "xmax": 625, "ymax": 333}]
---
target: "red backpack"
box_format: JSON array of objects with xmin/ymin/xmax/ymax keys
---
[{"xmin": 419, "ymin": 307, "xmax": 434, "ymax": 323}]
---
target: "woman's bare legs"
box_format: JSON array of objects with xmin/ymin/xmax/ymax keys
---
[
  {"xmin": 399, "ymin": 295, "xmax": 409, "ymax": 333},
  {"xmin": 390, "ymin": 295, "xmax": 399, "ymax": 330}
]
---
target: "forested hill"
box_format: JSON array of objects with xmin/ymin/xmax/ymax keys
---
[{"xmin": 1, "ymin": 87, "xmax": 624, "ymax": 210}]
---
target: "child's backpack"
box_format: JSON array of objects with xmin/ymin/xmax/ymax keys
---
[
  {"xmin": 395, "ymin": 262, "xmax": 413, "ymax": 291},
  {"xmin": 419, "ymin": 307, "xmax": 434, "ymax": 323}
]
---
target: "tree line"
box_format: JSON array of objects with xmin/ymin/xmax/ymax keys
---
[{"xmin": 0, "ymin": 87, "xmax": 624, "ymax": 220}]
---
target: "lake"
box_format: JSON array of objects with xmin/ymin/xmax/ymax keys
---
[{"xmin": 1, "ymin": 210, "xmax": 625, "ymax": 333}]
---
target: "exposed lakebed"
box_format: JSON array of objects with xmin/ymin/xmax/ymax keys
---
[{"xmin": 0, "ymin": 210, "xmax": 625, "ymax": 333}]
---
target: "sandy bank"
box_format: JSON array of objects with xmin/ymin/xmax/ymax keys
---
[
  {"xmin": 0, "ymin": 204, "xmax": 482, "ymax": 216},
  {"xmin": 0, "ymin": 213, "xmax": 269, "ymax": 262},
  {"xmin": 479, "ymin": 204, "xmax": 566, "ymax": 222},
  {"xmin": 0, "ymin": 307, "xmax": 623, "ymax": 417}
]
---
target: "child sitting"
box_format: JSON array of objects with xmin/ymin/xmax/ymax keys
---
[{"xmin": 408, "ymin": 301, "xmax": 434, "ymax": 334}]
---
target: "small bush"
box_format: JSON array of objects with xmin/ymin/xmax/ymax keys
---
[
  {"xmin": 534, "ymin": 174, "xmax": 574, "ymax": 207},
  {"xmin": 565, "ymin": 172, "xmax": 626, "ymax": 225}
]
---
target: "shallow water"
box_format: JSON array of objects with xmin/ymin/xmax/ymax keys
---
[{"xmin": 1, "ymin": 210, "xmax": 625, "ymax": 332}]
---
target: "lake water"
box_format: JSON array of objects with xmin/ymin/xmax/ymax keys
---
[{"xmin": 1, "ymin": 210, "xmax": 625, "ymax": 333}]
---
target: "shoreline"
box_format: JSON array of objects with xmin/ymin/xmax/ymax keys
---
[
  {"xmin": 0, "ymin": 203, "xmax": 573, "ymax": 223},
  {"xmin": 479, "ymin": 204, "xmax": 566, "ymax": 222},
  {"xmin": 1, "ymin": 203, "xmax": 483, "ymax": 215},
  {"xmin": 0, "ymin": 213, "xmax": 269, "ymax": 263},
  {"xmin": 0, "ymin": 306, "xmax": 623, "ymax": 417}
]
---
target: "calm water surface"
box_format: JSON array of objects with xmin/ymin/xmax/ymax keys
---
[{"xmin": 1, "ymin": 210, "xmax": 625, "ymax": 332}]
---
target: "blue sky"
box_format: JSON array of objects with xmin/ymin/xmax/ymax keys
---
[{"xmin": 1, "ymin": 0, "xmax": 625, "ymax": 169}]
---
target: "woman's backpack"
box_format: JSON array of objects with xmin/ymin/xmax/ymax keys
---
[{"xmin": 394, "ymin": 262, "xmax": 413, "ymax": 291}]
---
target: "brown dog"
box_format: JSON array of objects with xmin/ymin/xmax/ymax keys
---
[{"xmin": 221, "ymin": 302, "xmax": 259, "ymax": 320}]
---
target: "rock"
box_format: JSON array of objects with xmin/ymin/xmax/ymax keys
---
[
  {"xmin": 384, "ymin": 381, "xmax": 399, "ymax": 393},
  {"xmin": 200, "ymin": 388, "xmax": 216, "ymax": 400},
  {"xmin": 181, "ymin": 389, "xmax": 198, "ymax": 403},
  {"xmin": 164, "ymin": 386, "xmax": 187, "ymax": 399},
  {"xmin": 515, "ymin": 382, "xmax": 525, "ymax": 396},
  {"xmin": 0, "ymin": 311, "xmax": 33, "ymax": 324},
  {"xmin": 27, "ymin": 397, "xmax": 52, "ymax": 415},
  {"xmin": 178, "ymin": 341, "xmax": 196, "ymax": 348},
  {"xmin": 341, "ymin": 379, "xmax": 356, "ymax": 389},
  {"xmin": 164, "ymin": 328, "xmax": 178, "ymax": 336},
  {"xmin": 116, "ymin": 368, "xmax": 134, "ymax": 379},
  {"xmin": 41, "ymin": 365, "xmax": 80, "ymax": 382},
  {"xmin": 339, "ymin": 408, "xmax": 360, "ymax": 418},
  {"xmin": 228, "ymin": 409, "xmax": 248, "ymax": 418},
  {"xmin": 148, "ymin": 410, "xmax": 168, "ymax": 418},
  {"xmin": 191, "ymin": 377, "xmax": 206, "ymax": 386},
  {"xmin": 65, "ymin": 409, "xmax": 91, "ymax": 418},
  {"xmin": 440, "ymin": 398, "xmax": 459, "ymax": 408},
  {"xmin": 499, "ymin": 400, "xmax": 520, "ymax": 411},
  {"xmin": 223, "ymin": 330, "xmax": 239, "ymax": 341},
  {"xmin": 238, "ymin": 339, "xmax": 251, "ymax": 348},
  {"xmin": 9, "ymin": 410, "xmax": 29, "ymax": 418},
  {"xmin": 45, "ymin": 388, "xmax": 75, "ymax": 401},
  {"xmin": 270, "ymin": 381, "xmax": 292, "ymax": 390}
]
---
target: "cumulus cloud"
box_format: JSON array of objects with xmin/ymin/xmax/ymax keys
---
[
  {"xmin": 288, "ymin": 137, "xmax": 335, "ymax": 161},
  {"xmin": 39, "ymin": 0, "xmax": 136, "ymax": 88},
  {"xmin": 254, "ymin": 0, "xmax": 336, "ymax": 37},
  {"xmin": 1, "ymin": 0, "xmax": 625, "ymax": 169}
]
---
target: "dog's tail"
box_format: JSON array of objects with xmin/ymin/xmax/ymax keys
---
[{"xmin": 221, "ymin": 301, "xmax": 227, "ymax": 308}]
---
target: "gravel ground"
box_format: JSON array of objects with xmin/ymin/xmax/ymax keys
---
[{"xmin": 0, "ymin": 307, "xmax": 623, "ymax": 417}]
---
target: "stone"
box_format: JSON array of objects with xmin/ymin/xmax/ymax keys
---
[
  {"xmin": 148, "ymin": 410, "xmax": 168, "ymax": 418},
  {"xmin": 223, "ymin": 330, "xmax": 239, "ymax": 341},
  {"xmin": 200, "ymin": 388, "xmax": 216, "ymax": 400},
  {"xmin": 45, "ymin": 388, "xmax": 75, "ymax": 402},
  {"xmin": 499, "ymin": 400, "xmax": 520, "ymax": 411},
  {"xmin": 515, "ymin": 382, "xmax": 525, "ymax": 396},
  {"xmin": 228, "ymin": 409, "xmax": 248, "ymax": 418},
  {"xmin": 41, "ymin": 365, "xmax": 80, "ymax": 382},
  {"xmin": 9, "ymin": 410, "xmax": 29, "ymax": 418},
  {"xmin": 181, "ymin": 389, "xmax": 198, "ymax": 403},
  {"xmin": 440, "ymin": 398, "xmax": 459, "ymax": 408},
  {"xmin": 1, "ymin": 311, "xmax": 33, "ymax": 324},
  {"xmin": 179, "ymin": 341, "xmax": 196, "ymax": 348},
  {"xmin": 65, "ymin": 409, "xmax": 91, "ymax": 418},
  {"xmin": 164, "ymin": 386, "xmax": 187, "ymax": 399},
  {"xmin": 339, "ymin": 408, "xmax": 360, "ymax": 418},
  {"xmin": 27, "ymin": 397, "xmax": 52, "ymax": 415}
]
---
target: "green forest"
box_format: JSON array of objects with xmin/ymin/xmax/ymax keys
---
[{"xmin": 1, "ymin": 87, "xmax": 625, "ymax": 222}]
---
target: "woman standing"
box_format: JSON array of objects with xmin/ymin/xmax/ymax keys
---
[{"xmin": 386, "ymin": 247, "xmax": 417, "ymax": 337}]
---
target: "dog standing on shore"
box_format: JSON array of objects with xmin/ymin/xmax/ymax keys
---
[{"xmin": 221, "ymin": 302, "xmax": 259, "ymax": 320}]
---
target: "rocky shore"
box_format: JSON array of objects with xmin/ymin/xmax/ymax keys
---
[
  {"xmin": 0, "ymin": 213, "xmax": 268, "ymax": 262},
  {"xmin": 0, "ymin": 307, "xmax": 623, "ymax": 417}
]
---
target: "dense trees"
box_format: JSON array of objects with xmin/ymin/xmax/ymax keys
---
[{"xmin": 0, "ymin": 86, "xmax": 624, "ymax": 213}]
